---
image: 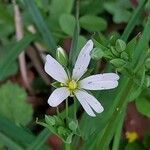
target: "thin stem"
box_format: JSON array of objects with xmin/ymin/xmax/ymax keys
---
[
  {"xmin": 65, "ymin": 143, "xmax": 71, "ymax": 150},
  {"xmin": 76, "ymin": 0, "xmax": 80, "ymax": 19},
  {"xmin": 112, "ymin": 107, "xmax": 126, "ymax": 150},
  {"xmin": 74, "ymin": 98, "xmax": 77, "ymax": 120},
  {"xmin": 56, "ymin": 107, "xmax": 60, "ymax": 116},
  {"xmin": 66, "ymin": 98, "xmax": 69, "ymax": 118}
]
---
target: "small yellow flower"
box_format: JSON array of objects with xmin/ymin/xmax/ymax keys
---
[{"xmin": 126, "ymin": 131, "xmax": 138, "ymax": 143}]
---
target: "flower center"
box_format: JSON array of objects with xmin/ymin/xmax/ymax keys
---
[{"xmin": 68, "ymin": 80, "xmax": 77, "ymax": 91}]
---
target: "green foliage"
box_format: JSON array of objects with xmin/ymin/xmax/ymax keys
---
[
  {"xmin": 37, "ymin": 115, "xmax": 80, "ymax": 144},
  {"xmin": 23, "ymin": 0, "xmax": 56, "ymax": 55},
  {"xmin": 50, "ymin": 0, "xmax": 74, "ymax": 18},
  {"xmin": 125, "ymin": 142, "xmax": 145, "ymax": 150},
  {"xmin": 0, "ymin": 0, "xmax": 149, "ymax": 149},
  {"xmin": 79, "ymin": 15, "xmax": 107, "ymax": 32},
  {"xmin": 0, "ymin": 35, "xmax": 34, "ymax": 80},
  {"xmin": 59, "ymin": 14, "xmax": 76, "ymax": 36},
  {"xmin": 0, "ymin": 81, "xmax": 33, "ymax": 125},
  {"xmin": 104, "ymin": 0, "xmax": 132, "ymax": 23},
  {"xmin": 115, "ymin": 39, "xmax": 126, "ymax": 52},
  {"xmin": 80, "ymin": 0, "xmax": 104, "ymax": 15},
  {"xmin": 136, "ymin": 96, "xmax": 150, "ymax": 117},
  {"xmin": 0, "ymin": 115, "xmax": 35, "ymax": 145}
]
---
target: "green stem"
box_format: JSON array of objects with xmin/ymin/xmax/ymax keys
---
[
  {"xmin": 96, "ymin": 78, "xmax": 133, "ymax": 149},
  {"xmin": 56, "ymin": 107, "xmax": 60, "ymax": 116},
  {"xmin": 112, "ymin": 107, "xmax": 126, "ymax": 150},
  {"xmin": 74, "ymin": 98, "xmax": 77, "ymax": 120},
  {"xmin": 65, "ymin": 143, "xmax": 71, "ymax": 150},
  {"xmin": 66, "ymin": 98, "xmax": 69, "ymax": 118}
]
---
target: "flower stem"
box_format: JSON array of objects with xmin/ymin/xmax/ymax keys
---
[
  {"xmin": 66, "ymin": 98, "xmax": 69, "ymax": 118},
  {"xmin": 56, "ymin": 107, "xmax": 60, "ymax": 116},
  {"xmin": 74, "ymin": 98, "xmax": 77, "ymax": 120},
  {"xmin": 65, "ymin": 143, "xmax": 71, "ymax": 150}
]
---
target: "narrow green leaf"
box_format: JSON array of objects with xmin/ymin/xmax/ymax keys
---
[
  {"xmin": 26, "ymin": 128, "xmax": 51, "ymax": 150},
  {"xmin": 0, "ymin": 35, "xmax": 34, "ymax": 80},
  {"xmin": 23, "ymin": 0, "xmax": 57, "ymax": 56},
  {"xmin": 136, "ymin": 97, "xmax": 150, "ymax": 117},
  {"xmin": 0, "ymin": 132, "xmax": 23, "ymax": 150},
  {"xmin": 133, "ymin": 18, "xmax": 150, "ymax": 69},
  {"xmin": 96, "ymin": 78, "xmax": 132, "ymax": 150},
  {"xmin": 121, "ymin": 0, "xmax": 148, "ymax": 41},
  {"xmin": 0, "ymin": 115, "xmax": 35, "ymax": 147},
  {"xmin": 69, "ymin": 20, "xmax": 79, "ymax": 66}
]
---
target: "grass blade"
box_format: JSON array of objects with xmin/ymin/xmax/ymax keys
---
[
  {"xmin": 121, "ymin": 0, "xmax": 148, "ymax": 41},
  {"xmin": 96, "ymin": 17, "xmax": 150, "ymax": 150},
  {"xmin": 0, "ymin": 34, "xmax": 34, "ymax": 80},
  {"xmin": 26, "ymin": 128, "xmax": 51, "ymax": 150},
  {"xmin": 0, "ymin": 115, "xmax": 35, "ymax": 147},
  {"xmin": 0, "ymin": 132, "xmax": 24, "ymax": 150},
  {"xmin": 23, "ymin": 0, "xmax": 57, "ymax": 56},
  {"xmin": 69, "ymin": 20, "xmax": 80, "ymax": 66}
]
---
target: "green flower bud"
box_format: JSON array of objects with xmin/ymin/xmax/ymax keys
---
[
  {"xmin": 145, "ymin": 75, "xmax": 150, "ymax": 87},
  {"xmin": 91, "ymin": 48, "xmax": 104, "ymax": 60},
  {"xmin": 56, "ymin": 47, "xmax": 68, "ymax": 66},
  {"xmin": 69, "ymin": 120, "xmax": 78, "ymax": 132},
  {"xmin": 45, "ymin": 115, "xmax": 55, "ymax": 126},
  {"xmin": 110, "ymin": 58, "xmax": 126, "ymax": 68},
  {"xmin": 121, "ymin": 52, "xmax": 129, "ymax": 60},
  {"xmin": 110, "ymin": 46, "xmax": 120, "ymax": 57},
  {"xmin": 115, "ymin": 39, "xmax": 126, "ymax": 52},
  {"xmin": 145, "ymin": 58, "xmax": 150, "ymax": 69}
]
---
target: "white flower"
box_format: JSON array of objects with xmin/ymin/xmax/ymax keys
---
[{"xmin": 44, "ymin": 40, "xmax": 119, "ymax": 117}]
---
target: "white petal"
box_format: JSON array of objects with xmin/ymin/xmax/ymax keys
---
[
  {"xmin": 48, "ymin": 87, "xmax": 70, "ymax": 107},
  {"xmin": 72, "ymin": 40, "xmax": 93, "ymax": 80},
  {"xmin": 75, "ymin": 90, "xmax": 104, "ymax": 116},
  {"xmin": 44, "ymin": 54, "xmax": 68, "ymax": 83},
  {"xmin": 75, "ymin": 91, "xmax": 96, "ymax": 117},
  {"xmin": 79, "ymin": 73, "xmax": 119, "ymax": 90}
]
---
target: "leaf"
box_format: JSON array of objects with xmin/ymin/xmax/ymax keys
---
[
  {"xmin": 0, "ymin": 81, "xmax": 33, "ymax": 125},
  {"xmin": 115, "ymin": 39, "xmax": 126, "ymax": 52},
  {"xmin": 110, "ymin": 58, "xmax": 126, "ymax": 68},
  {"xmin": 80, "ymin": 86, "xmax": 121, "ymax": 140},
  {"xmin": 23, "ymin": 0, "xmax": 56, "ymax": 55},
  {"xmin": 121, "ymin": 0, "xmax": 148, "ymax": 41},
  {"xmin": 80, "ymin": 0, "xmax": 104, "ymax": 15},
  {"xmin": 26, "ymin": 128, "xmax": 51, "ymax": 150},
  {"xmin": 79, "ymin": 15, "xmax": 107, "ymax": 32},
  {"xmin": 91, "ymin": 48, "xmax": 104, "ymax": 60},
  {"xmin": 125, "ymin": 142, "xmax": 145, "ymax": 150},
  {"xmin": 0, "ymin": 61, "xmax": 18, "ymax": 81},
  {"xmin": 0, "ymin": 132, "xmax": 23, "ymax": 150},
  {"xmin": 135, "ymin": 97, "xmax": 150, "ymax": 117},
  {"xmin": 0, "ymin": 115, "xmax": 35, "ymax": 147},
  {"xmin": 69, "ymin": 20, "xmax": 79, "ymax": 66},
  {"xmin": 50, "ymin": 0, "xmax": 74, "ymax": 18},
  {"xmin": 0, "ymin": 35, "xmax": 34, "ymax": 80},
  {"xmin": 132, "ymin": 18, "xmax": 150, "ymax": 68},
  {"xmin": 59, "ymin": 14, "xmax": 76, "ymax": 36},
  {"xmin": 104, "ymin": 1, "xmax": 131, "ymax": 23}
]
